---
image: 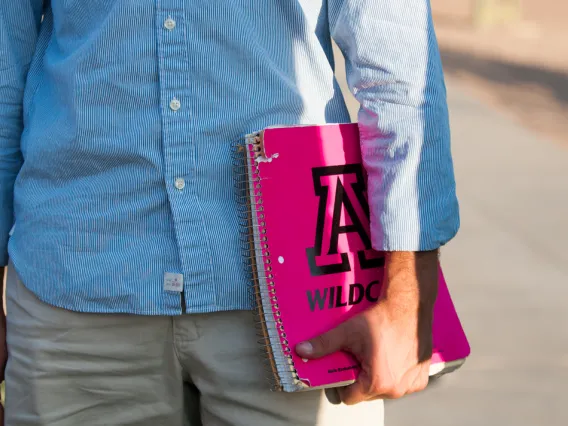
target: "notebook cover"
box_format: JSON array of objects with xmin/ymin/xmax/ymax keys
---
[{"xmin": 248, "ymin": 122, "xmax": 470, "ymax": 389}]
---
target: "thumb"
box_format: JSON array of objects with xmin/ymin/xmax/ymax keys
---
[{"xmin": 295, "ymin": 323, "xmax": 349, "ymax": 359}]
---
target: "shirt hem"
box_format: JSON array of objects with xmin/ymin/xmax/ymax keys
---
[{"xmin": 20, "ymin": 281, "xmax": 253, "ymax": 316}]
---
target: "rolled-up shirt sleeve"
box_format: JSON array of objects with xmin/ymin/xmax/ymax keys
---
[
  {"xmin": 329, "ymin": 0, "xmax": 460, "ymax": 251},
  {"xmin": 0, "ymin": 1, "xmax": 43, "ymax": 265}
]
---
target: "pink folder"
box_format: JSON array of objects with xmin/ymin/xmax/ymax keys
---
[{"xmin": 235, "ymin": 122, "xmax": 470, "ymax": 392}]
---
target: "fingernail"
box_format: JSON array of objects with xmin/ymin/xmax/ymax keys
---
[{"xmin": 296, "ymin": 341, "xmax": 313, "ymax": 355}]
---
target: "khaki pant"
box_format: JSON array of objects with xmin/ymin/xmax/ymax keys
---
[{"xmin": 4, "ymin": 264, "xmax": 384, "ymax": 426}]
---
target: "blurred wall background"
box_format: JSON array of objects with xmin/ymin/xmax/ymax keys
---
[{"xmin": 431, "ymin": 0, "xmax": 568, "ymax": 145}]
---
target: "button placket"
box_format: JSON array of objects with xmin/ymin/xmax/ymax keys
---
[{"xmin": 155, "ymin": 4, "xmax": 216, "ymax": 310}]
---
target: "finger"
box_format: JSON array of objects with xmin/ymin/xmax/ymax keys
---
[
  {"xmin": 295, "ymin": 322, "xmax": 349, "ymax": 359},
  {"xmin": 338, "ymin": 379, "xmax": 369, "ymax": 405},
  {"xmin": 343, "ymin": 370, "xmax": 411, "ymax": 402},
  {"xmin": 404, "ymin": 364, "xmax": 430, "ymax": 395},
  {"xmin": 373, "ymin": 365, "xmax": 427, "ymax": 400}
]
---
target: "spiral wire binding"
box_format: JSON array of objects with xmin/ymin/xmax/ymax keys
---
[{"xmin": 232, "ymin": 131, "xmax": 302, "ymax": 392}]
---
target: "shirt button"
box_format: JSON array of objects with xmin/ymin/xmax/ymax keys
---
[
  {"xmin": 169, "ymin": 98, "xmax": 181, "ymax": 111},
  {"xmin": 164, "ymin": 17, "xmax": 176, "ymax": 31},
  {"xmin": 174, "ymin": 178, "xmax": 185, "ymax": 190}
]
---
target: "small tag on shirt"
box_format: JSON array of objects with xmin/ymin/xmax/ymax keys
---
[{"xmin": 164, "ymin": 272, "xmax": 183, "ymax": 292}]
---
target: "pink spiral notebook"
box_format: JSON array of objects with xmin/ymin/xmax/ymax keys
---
[{"xmin": 234, "ymin": 122, "xmax": 470, "ymax": 392}]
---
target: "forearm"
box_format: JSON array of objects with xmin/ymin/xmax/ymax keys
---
[
  {"xmin": 382, "ymin": 250, "xmax": 439, "ymax": 311},
  {"xmin": 379, "ymin": 250, "xmax": 438, "ymax": 365}
]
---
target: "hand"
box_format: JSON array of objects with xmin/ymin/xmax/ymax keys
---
[{"xmin": 296, "ymin": 251, "xmax": 438, "ymax": 405}]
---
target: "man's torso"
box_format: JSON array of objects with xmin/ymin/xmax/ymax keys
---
[{"xmin": 9, "ymin": 1, "xmax": 351, "ymax": 315}]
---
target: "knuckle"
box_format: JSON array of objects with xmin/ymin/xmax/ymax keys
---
[
  {"xmin": 314, "ymin": 334, "xmax": 332, "ymax": 353},
  {"xmin": 388, "ymin": 386, "xmax": 407, "ymax": 399},
  {"xmin": 370, "ymin": 384, "xmax": 390, "ymax": 397},
  {"xmin": 366, "ymin": 375, "xmax": 383, "ymax": 395},
  {"xmin": 408, "ymin": 377, "xmax": 428, "ymax": 395},
  {"xmin": 371, "ymin": 383, "xmax": 386, "ymax": 395},
  {"xmin": 349, "ymin": 314, "xmax": 368, "ymax": 330},
  {"xmin": 373, "ymin": 380, "xmax": 406, "ymax": 399},
  {"xmin": 419, "ymin": 376, "xmax": 429, "ymax": 390}
]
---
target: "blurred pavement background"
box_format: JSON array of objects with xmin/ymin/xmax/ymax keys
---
[
  {"xmin": 2, "ymin": 1, "xmax": 566, "ymax": 423},
  {"xmin": 334, "ymin": 1, "xmax": 568, "ymax": 424}
]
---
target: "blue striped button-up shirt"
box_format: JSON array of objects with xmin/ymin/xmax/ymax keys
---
[{"xmin": 0, "ymin": 1, "xmax": 459, "ymax": 315}]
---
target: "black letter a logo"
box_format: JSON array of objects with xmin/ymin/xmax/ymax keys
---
[{"xmin": 305, "ymin": 165, "xmax": 385, "ymax": 276}]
